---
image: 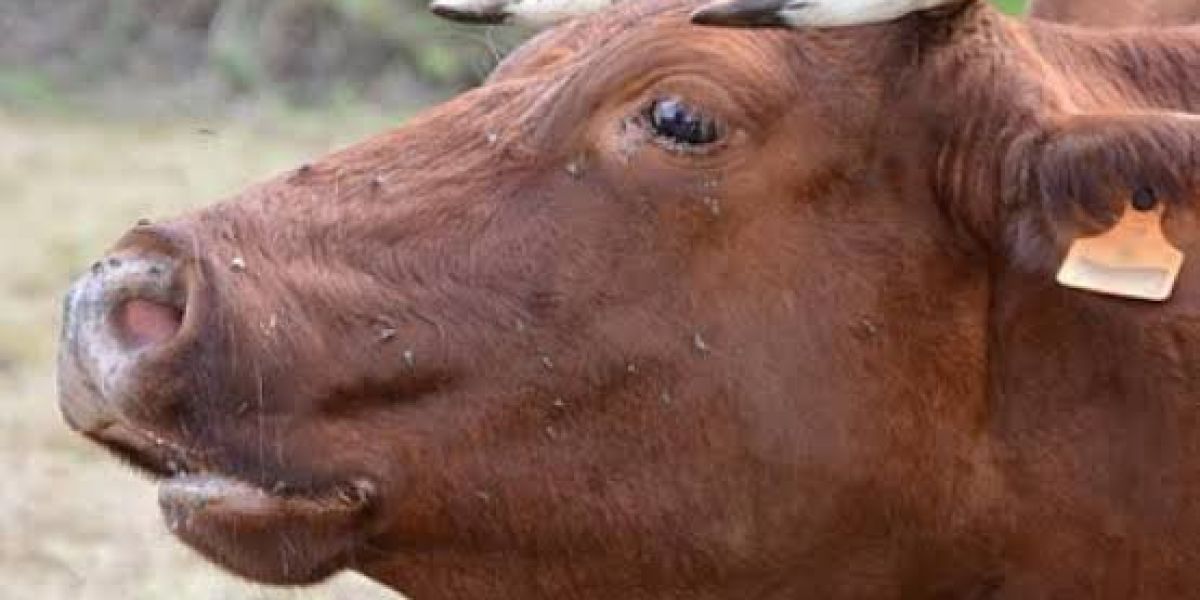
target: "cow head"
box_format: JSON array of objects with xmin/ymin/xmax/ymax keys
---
[{"xmin": 57, "ymin": 0, "xmax": 1200, "ymax": 597}]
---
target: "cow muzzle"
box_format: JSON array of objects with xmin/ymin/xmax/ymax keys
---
[
  {"xmin": 56, "ymin": 224, "xmax": 381, "ymax": 584},
  {"xmin": 57, "ymin": 224, "xmax": 196, "ymax": 435}
]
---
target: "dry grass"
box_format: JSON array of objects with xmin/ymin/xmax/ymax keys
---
[{"xmin": 0, "ymin": 108, "xmax": 402, "ymax": 599}]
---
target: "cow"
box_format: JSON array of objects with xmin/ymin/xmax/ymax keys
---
[
  {"xmin": 1029, "ymin": 0, "xmax": 1200, "ymax": 26},
  {"xmin": 56, "ymin": 0, "xmax": 1200, "ymax": 597}
]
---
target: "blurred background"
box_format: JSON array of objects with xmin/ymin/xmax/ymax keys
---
[{"xmin": 0, "ymin": 0, "xmax": 1026, "ymax": 598}]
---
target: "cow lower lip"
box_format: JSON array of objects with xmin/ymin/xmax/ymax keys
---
[
  {"xmin": 159, "ymin": 473, "xmax": 375, "ymax": 584},
  {"xmin": 86, "ymin": 421, "xmax": 205, "ymax": 480},
  {"xmin": 90, "ymin": 422, "xmax": 369, "ymax": 507},
  {"xmin": 91, "ymin": 422, "xmax": 374, "ymax": 544},
  {"xmin": 159, "ymin": 473, "xmax": 373, "ymax": 523}
]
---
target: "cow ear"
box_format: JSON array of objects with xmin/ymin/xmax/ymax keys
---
[
  {"xmin": 692, "ymin": 0, "xmax": 973, "ymax": 28},
  {"xmin": 430, "ymin": 0, "xmax": 617, "ymax": 27},
  {"xmin": 1004, "ymin": 113, "xmax": 1199, "ymax": 280}
]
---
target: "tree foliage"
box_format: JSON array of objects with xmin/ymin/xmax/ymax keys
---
[{"xmin": 0, "ymin": 0, "xmax": 1028, "ymax": 113}]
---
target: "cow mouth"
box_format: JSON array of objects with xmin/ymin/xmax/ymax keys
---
[{"xmin": 87, "ymin": 421, "xmax": 377, "ymax": 584}]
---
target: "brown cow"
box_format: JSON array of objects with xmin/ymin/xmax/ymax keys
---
[
  {"xmin": 56, "ymin": 0, "xmax": 1200, "ymax": 597},
  {"xmin": 1029, "ymin": 0, "xmax": 1200, "ymax": 26}
]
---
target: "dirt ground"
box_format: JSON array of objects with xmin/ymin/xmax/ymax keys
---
[{"xmin": 0, "ymin": 108, "xmax": 401, "ymax": 599}]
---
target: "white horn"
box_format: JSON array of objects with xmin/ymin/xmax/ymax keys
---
[
  {"xmin": 692, "ymin": 0, "xmax": 969, "ymax": 28},
  {"xmin": 430, "ymin": 0, "xmax": 618, "ymax": 27}
]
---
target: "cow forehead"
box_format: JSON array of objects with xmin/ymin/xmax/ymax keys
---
[
  {"xmin": 484, "ymin": 26, "xmax": 819, "ymax": 159},
  {"xmin": 489, "ymin": 0, "xmax": 854, "ymax": 121},
  {"xmin": 490, "ymin": 0, "xmax": 809, "ymax": 78},
  {"xmin": 490, "ymin": 0, "xmax": 702, "ymax": 81}
]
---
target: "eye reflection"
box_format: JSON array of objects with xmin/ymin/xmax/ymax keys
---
[{"xmin": 647, "ymin": 97, "xmax": 721, "ymax": 146}]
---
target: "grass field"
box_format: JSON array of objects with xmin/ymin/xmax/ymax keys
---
[{"xmin": 0, "ymin": 108, "xmax": 401, "ymax": 599}]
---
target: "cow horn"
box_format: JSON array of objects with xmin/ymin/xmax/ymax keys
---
[
  {"xmin": 430, "ymin": 0, "xmax": 618, "ymax": 27},
  {"xmin": 692, "ymin": 0, "xmax": 970, "ymax": 28}
]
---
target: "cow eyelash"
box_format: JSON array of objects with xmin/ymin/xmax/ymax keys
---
[{"xmin": 644, "ymin": 97, "xmax": 722, "ymax": 148}]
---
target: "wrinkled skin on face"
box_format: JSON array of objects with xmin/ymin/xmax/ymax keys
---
[{"xmin": 57, "ymin": 0, "xmax": 1200, "ymax": 598}]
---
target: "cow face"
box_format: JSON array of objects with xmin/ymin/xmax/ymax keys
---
[{"xmin": 58, "ymin": 0, "xmax": 1200, "ymax": 597}]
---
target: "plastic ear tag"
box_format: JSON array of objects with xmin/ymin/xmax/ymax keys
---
[{"xmin": 1056, "ymin": 204, "xmax": 1183, "ymax": 302}]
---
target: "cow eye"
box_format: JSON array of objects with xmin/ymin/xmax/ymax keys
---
[{"xmin": 647, "ymin": 97, "xmax": 721, "ymax": 147}]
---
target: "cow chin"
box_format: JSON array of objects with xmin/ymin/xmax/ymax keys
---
[
  {"xmin": 74, "ymin": 417, "xmax": 378, "ymax": 585},
  {"xmin": 158, "ymin": 474, "xmax": 375, "ymax": 585}
]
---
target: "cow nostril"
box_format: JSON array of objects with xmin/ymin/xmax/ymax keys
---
[
  {"xmin": 116, "ymin": 298, "xmax": 184, "ymax": 349},
  {"xmin": 59, "ymin": 224, "xmax": 200, "ymax": 433},
  {"xmin": 85, "ymin": 252, "xmax": 189, "ymax": 353}
]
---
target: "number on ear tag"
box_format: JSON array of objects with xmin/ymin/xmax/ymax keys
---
[{"xmin": 1056, "ymin": 204, "xmax": 1184, "ymax": 302}]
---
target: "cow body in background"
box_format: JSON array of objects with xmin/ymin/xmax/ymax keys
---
[
  {"xmin": 1030, "ymin": 0, "xmax": 1200, "ymax": 26},
  {"xmin": 57, "ymin": 0, "xmax": 1200, "ymax": 598}
]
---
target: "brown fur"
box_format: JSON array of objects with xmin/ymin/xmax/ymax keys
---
[
  {"xmin": 1031, "ymin": 0, "xmax": 1200, "ymax": 27},
  {"xmin": 56, "ymin": 1, "xmax": 1200, "ymax": 598}
]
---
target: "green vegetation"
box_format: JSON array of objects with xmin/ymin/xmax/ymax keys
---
[
  {"xmin": 0, "ymin": 0, "xmax": 1030, "ymax": 116},
  {"xmin": 0, "ymin": 70, "xmax": 63, "ymax": 111},
  {"xmin": 993, "ymin": 0, "xmax": 1028, "ymax": 13},
  {"xmin": 0, "ymin": 0, "xmax": 528, "ymax": 115}
]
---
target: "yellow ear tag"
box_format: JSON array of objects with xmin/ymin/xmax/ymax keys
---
[{"xmin": 1056, "ymin": 203, "xmax": 1184, "ymax": 302}]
